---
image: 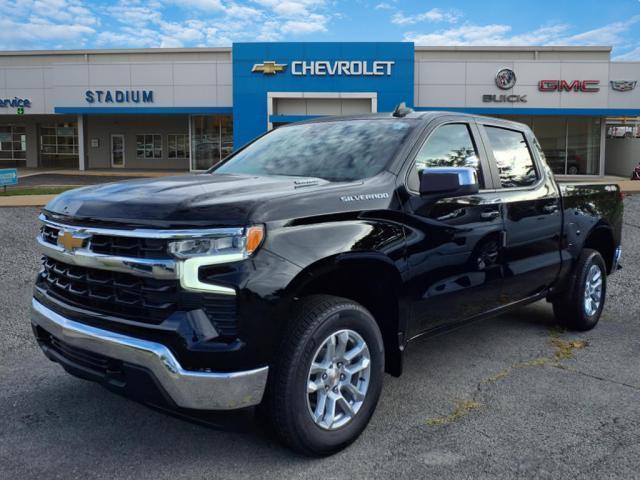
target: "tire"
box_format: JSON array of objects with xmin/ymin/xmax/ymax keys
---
[
  {"xmin": 552, "ymin": 249, "xmax": 607, "ymax": 331},
  {"xmin": 265, "ymin": 295, "xmax": 384, "ymax": 456},
  {"xmin": 567, "ymin": 165, "xmax": 579, "ymax": 175}
]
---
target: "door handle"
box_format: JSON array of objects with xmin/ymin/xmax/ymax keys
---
[{"xmin": 480, "ymin": 210, "xmax": 500, "ymax": 220}]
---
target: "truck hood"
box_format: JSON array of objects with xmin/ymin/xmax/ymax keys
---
[{"xmin": 44, "ymin": 173, "xmax": 344, "ymax": 228}]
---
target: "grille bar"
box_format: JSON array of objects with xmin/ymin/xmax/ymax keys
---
[{"xmin": 40, "ymin": 256, "xmax": 178, "ymax": 323}]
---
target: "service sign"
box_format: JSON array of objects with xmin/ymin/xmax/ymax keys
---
[{"xmin": 0, "ymin": 168, "xmax": 18, "ymax": 186}]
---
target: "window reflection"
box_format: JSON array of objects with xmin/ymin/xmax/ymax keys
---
[
  {"xmin": 214, "ymin": 120, "xmax": 415, "ymax": 182},
  {"xmin": 409, "ymin": 123, "xmax": 482, "ymax": 191},
  {"xmin": 498, "ymin": 115, "xmax": 601, "ymax": 175},
  {"xmin": 485, "ymin": 126, "xmax": 538, "ymax": 188}
]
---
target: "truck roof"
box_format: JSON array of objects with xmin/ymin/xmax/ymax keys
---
[{"xmin": 288, "ymin": 110, "xmax": 530, "ymax": 131}]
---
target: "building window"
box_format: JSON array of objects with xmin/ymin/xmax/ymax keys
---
[
  {"xmin": 191, "ymin": 115, "xmax": 233, "ymax": 170},
  {"xmin": 0, "ymin": 125, "xmax": 27, "ymax": 167},
  {"xmin": 567, "ymin": 117, "xmax": 601, "ymax": 176},
  {"xmin": 136, "ymin": 134, "xmax": 162, "ymax": 159},
  {"xmin": 168, "ymin": 134, "xmax": 189, "ymax": 159},
  {"xmin": 498, "ymin": 115, "xmax": 601, "ymax": 176},
  {"xmin": 39, "ymin": 123, "xmax": 78, "ymax": 168}
]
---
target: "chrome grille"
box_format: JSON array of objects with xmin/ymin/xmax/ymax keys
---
[
  {"xmin": 40, "ymin": 256, "xmax": 178, "ymax": 323},
  {"xmin": 40, "ymin": 224, "xmax": 171, "ymax": 259}
]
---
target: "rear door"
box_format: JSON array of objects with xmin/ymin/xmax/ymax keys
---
[
  {"xmin": 476, "ymin": 120, "xmax": 563, "ymax": 303},
  {"xmin": 398, "ymin": 117, "xmax": 507, "ymax": 338}
]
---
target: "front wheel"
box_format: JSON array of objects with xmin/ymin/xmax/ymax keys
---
[
  {"xmin": 552, "ymin": 249, "xmax": 607, "ymax": 331},
  {"xmin": 265, "ymin": 295, "xmax": 384, "ymax": 456}
]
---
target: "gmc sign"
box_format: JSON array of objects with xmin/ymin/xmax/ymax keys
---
[{"xmin": 538, "ymin": 80, "xmax": 600, "ymax": 92}]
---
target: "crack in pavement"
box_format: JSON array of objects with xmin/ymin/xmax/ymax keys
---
[
  {"xmin": 554, "ymin": 364, "xmax": 640, "ymax": 391},
  {"xmin": 425, "ymin": 329, "xmax": 591, "ymax": 427}
]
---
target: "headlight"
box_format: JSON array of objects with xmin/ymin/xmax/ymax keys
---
[{"xmin": 168, "ymin": 225, "xmax": 265, "ymax": 260}]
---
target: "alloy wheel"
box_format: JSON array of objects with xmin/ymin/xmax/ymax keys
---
[{"xmin": 306, "ymin": 329, "xmax": 371, "ymax": 430}]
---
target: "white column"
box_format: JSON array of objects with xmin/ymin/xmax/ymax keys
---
[
  {"xmin": 77, "ymin": 113, "xmax": 86, "ymax": 171},
  {"xmin": 188, "ymin": 114, "xmax": 193, "ymax": 172},
  {"xmin": 599, "ymin": 118, "xmax": 606, "ymax": 177}
]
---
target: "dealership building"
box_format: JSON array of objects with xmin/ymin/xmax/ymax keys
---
[{"xmin": 1, "ymin": 42, "xmax": 640, "ymax": 177}]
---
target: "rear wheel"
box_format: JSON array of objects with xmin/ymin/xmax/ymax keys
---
[
  {"xmin": 265, "ymin": 295, "xmax": 384, "ymax": 456},
  {"xmin": 552, "ymin": 249, "xmax": 607, "ymax": 331}
]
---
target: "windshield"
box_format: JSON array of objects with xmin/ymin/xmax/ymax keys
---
[{"xmin": 212, "ymin": 119, "xmax": 415, "ymax": 182}]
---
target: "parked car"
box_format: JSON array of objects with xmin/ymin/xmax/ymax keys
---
[
  {"xmin": 544, "ymin": 149, "xmax": 583, "ymax": 175},
  {"xmin": 32, "ymin": 110, "xmax": 623, "ymax": 456}
]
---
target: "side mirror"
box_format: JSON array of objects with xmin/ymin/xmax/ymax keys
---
[{"xmin": 419, "ymin": 167, "xmax": 479, "ymax": 198}]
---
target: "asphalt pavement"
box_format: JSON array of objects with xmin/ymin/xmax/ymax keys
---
[{"xmin": 1, "ymin": 198, "xmax": 639, "ymax": 479}]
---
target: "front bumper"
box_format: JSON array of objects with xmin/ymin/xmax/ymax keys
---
[{"xmin": 31, "ymin": 299, "xmax": 268, "ymax": 410}]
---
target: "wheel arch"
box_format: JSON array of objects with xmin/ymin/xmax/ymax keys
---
[
  {"xmin": 284, "ymin": 252, "xmax": 405, "ymax": 377},
  {"xmin": 583, "ymin": 221, "xmax": 616, "ymax": 274}
]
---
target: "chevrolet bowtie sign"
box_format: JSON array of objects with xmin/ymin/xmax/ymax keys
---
[
  {"xmin": 252, "ymin": 61, "xmax": 287, "ymax": 75},
  {"xmin": 252, "ymin": 60, "xmax": 395, "ymax": 76}
]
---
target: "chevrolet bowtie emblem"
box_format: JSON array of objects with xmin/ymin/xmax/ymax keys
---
[
  {"xmin": 57, "ymin": 230, "xmax": 87, "ymax": 252},
  {"xmin": 252, "ymin": 61, "xmax": 287, "ymax": 75}
]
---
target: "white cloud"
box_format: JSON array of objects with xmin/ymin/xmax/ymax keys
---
[
  {"xmin": 404, "ymin": 17, "xmax": 640, "ymax": 49},
  {"xmin": 0, "ymin": 0, "xmax": 333, "ymax": 49},
  {"xmin": 560, "ymin": 16, "xmax": 640, "ymax": 46},
  {"xmin": 614, "ymin": 46, "xmax": 640, "ymax": 61},
  {"xmin": 32, "ymin": 0, "xmax": 98, "ymax": 26},
  {"xmin": 375, "ymin": 3, "xmax": 393, "ymax": 10},
  {"xmin": 281, "ymin": 15, "xmax": 327, "ymax": 34},
  {"xmin": 165, "ymin": 0, "xmax": 224, "ymax": 11},
  {"xmin": 0, "ymin": 0, "xmax": 97, "ymax": 49},
  {"xmin": 392, "ymin": 8, "xmax": 461, "ymax": 26},
  {"xmin": 252, "ymin": 0, "xmax": 325, "ymax": 18}
]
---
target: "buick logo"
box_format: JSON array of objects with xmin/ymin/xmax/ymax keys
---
[{"xmin": 495, "ymin": 68, "xmax": 516, "ymax": 90}]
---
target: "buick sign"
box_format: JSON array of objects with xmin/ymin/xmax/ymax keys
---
[{"xmin": 495, "ymin": 68, "xmax": 516, "ymax": 90}]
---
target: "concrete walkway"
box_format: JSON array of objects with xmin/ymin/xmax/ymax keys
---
[
  {"xmin": 0, "ymin": 195, "xmax": 57, "ymax": 207},
  {"xmin": 17, "ymin": 168, "xmax": 182, "ymax": 178}
]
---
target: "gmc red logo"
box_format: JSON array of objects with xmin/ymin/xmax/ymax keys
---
[{"xmin": 538, "ymin": 80, "xmax": 600, "ymax": 92}]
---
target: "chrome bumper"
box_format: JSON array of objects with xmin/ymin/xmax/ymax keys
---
[
  {"xmin": 612, "ymin": 246, "xmax": 622, "ymax": 272},
  {"xmin": 31, "ymin": 299, "xmax": 268, "ymax": 410}
]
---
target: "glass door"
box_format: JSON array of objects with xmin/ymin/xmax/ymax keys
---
[{"xmin": 111, "ymin": 134, "xmax": 125, "ymax": 168}]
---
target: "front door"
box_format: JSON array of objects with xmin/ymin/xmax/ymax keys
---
[
  {"xmin": 399, "ymin": 119, "xmax": 506, "ymax": 339},
  {"xmin": 111, "ymin": 134, "xmax": 125, "ymax": 168}
]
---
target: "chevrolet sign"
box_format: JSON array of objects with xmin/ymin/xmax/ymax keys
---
[{"xmin": 291, "ymin": 60, "xmax": 395, "ymax": 76}]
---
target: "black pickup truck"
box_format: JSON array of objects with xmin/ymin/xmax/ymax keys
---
[{"xmin": 32, "ymin": 110, "xmax": 623, "ymax": 455}]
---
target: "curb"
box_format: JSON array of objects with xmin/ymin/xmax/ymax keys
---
[{"xmin": 0, "ymin": 195, "xmax": 56, "ymax": 207}]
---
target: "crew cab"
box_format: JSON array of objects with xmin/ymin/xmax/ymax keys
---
[{"xmin": 31, "ymin": 110, "xmax": 623, "ymax": 455}]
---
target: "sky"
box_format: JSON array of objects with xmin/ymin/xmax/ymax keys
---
[{"xmin": 1, "ymin": 0, "xmax": 640, "ymax": 60}]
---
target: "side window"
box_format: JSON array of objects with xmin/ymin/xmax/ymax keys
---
[
  {"xmin": 408, "ymin": 123, "xmax": 483, "ymax": 191},
  {"xmin": 484, "ymin": 126, "xmax": 539, "ymax": 188}
]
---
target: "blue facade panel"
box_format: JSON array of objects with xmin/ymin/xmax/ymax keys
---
[{"xmin": 232, "ymin": 42, "xmax": 415, "ymax": 148}]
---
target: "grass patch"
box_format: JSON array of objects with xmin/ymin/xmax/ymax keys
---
[
  {"xmin": 0, "ymin": 186, "xmax": 74, "ymax": 196},
  {"xmin": 427, "ymin": 400, "xmax": 482, "ymax": 426}
]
